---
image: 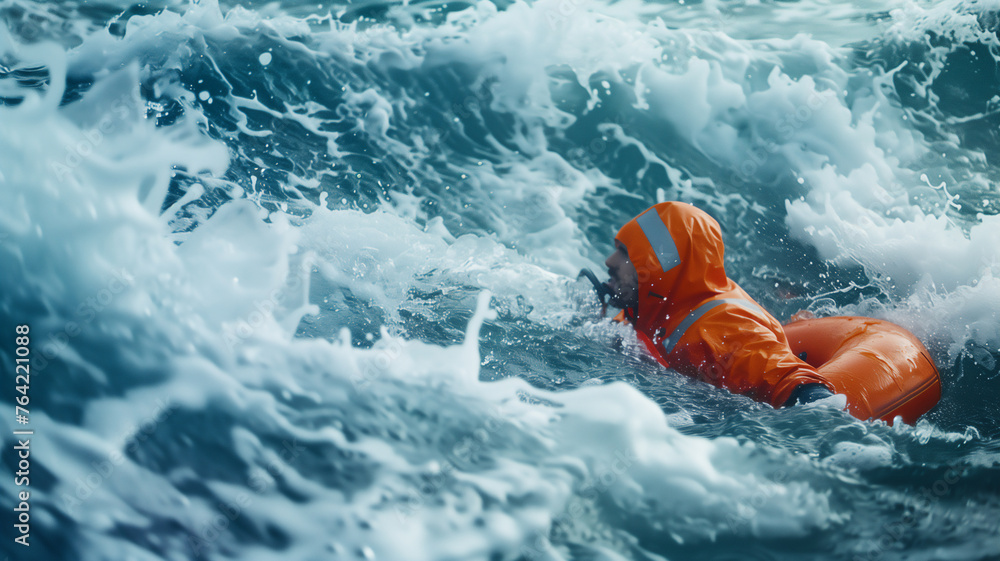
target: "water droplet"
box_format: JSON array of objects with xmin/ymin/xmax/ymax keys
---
[
  {"xmin": 259, "ymin": 52, "xmax": 272, "ymax": 66},
  {"xmin": 198, "ymin": 91, "xmax": 210, "ymax": 101}
]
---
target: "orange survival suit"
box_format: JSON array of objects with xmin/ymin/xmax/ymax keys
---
[{"xmin": 615, "ymin": 202, "xmax": 831, "ymax": 408}]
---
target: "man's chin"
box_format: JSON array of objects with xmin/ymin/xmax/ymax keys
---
[{"xmin": 607, "ymin": 295, "xmax": 630, "ymax": 310}]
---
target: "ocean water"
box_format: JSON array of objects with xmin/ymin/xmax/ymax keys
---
[{"xmin": 2, "ymin": 0, "xmax": 1000, "ymax": 559}]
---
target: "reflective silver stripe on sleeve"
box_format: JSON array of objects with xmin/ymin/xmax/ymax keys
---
[
  {"xmin": 661, "ymin": 298, "xmax": 763, "ymax": 356},
  {"xmin": 636, "ymin": 209, "xmax": 681, "ymax": 272}
]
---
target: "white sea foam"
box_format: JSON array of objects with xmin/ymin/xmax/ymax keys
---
[
  {"xmin": 4, "ymin": 1, "xmax": 999, "ymax": 558},
  {"xmin": 0, "ymin": 16, "xmax": 846, "ymax": 561}
]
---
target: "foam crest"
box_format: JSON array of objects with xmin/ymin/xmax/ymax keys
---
[
  {"xmin": 4, "ymin": 2, "xmax": 1000, "ymax": 559},
  {"xmin": 267, "ymin": 296, "xmax": 842, "ymax": 559}
]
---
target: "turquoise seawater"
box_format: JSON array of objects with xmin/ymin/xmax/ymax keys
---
[{"xmin": 1, "ymin": 0, "xmax": 999, "ymax": 559}]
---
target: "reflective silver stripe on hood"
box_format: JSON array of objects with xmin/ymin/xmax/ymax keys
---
[
  {"xmin": 636, "ymin": 209, "xmax": 681, "ymax": 272},
  {"xmin": 661, "ymin": 298, "xmax": 763, "ymax": 356}
]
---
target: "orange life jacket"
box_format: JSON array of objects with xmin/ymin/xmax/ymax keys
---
[{"xmin": 615, "ymin": 202, "xmax": 831, "ymax": 408}]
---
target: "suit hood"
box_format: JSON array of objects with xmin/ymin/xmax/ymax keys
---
[{"xmin": 615, "ymin": 202, "xmax": 738, "ymax": 338}]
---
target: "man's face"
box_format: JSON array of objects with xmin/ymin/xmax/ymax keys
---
[{"xmin": 604, "ymin": 240, "xmax": 639, "ymax": 310}]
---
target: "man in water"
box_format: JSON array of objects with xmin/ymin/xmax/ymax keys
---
[{"xmin": 600, "ymin": 202, "xmax": 833, "ymax": 408}]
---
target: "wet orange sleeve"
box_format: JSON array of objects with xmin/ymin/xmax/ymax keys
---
[{"xmin": 668, "ymin": 306, "xmax": 831, "ymax": 408}]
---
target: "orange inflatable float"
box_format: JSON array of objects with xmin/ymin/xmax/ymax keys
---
[{"xmin": 783, "ymin": 316, "xmax": 941, "ymax": 424}]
